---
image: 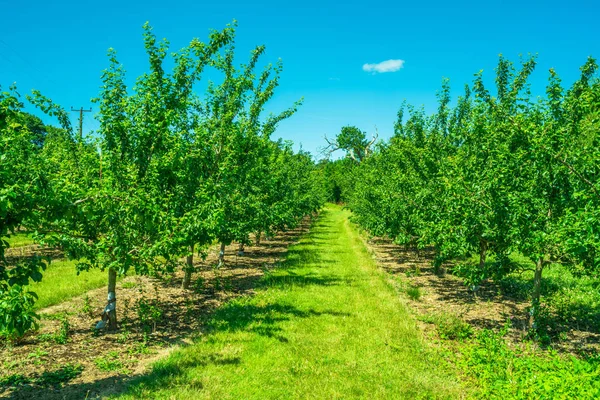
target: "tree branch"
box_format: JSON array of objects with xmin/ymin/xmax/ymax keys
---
[
  {"xmin": 555, "ymin": 155, "xmax": 600, "ymax": 200},
  {"xmin": 365, "ymin": 126, "xmax": 379, "ymax": 156}
]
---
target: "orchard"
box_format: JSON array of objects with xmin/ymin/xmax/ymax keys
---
[{"xmin": 1, "ymin": 19, "xmax": 600, "ymax": 400}]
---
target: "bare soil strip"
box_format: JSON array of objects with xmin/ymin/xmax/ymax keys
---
[{"xmin": 364, "ymin": 236, "xmax": 600, "ymax": 354}]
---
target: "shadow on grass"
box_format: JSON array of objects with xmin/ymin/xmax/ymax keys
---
[
  {"xmin": 119, "ymin": 302, "xmax": 352, "ymax": 396},
  {"xmin": 206, "ymin": 302, "xmax": 351, "ymax": 343},
  {"xmin": 2, "ymin": 209, "xmax": 349, "ymax": 399},
  {"xmin": 20, "ymin": 302, "xmax": 352, "ymax": 399}
]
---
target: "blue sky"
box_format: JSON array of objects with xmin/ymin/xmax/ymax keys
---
[{"xmin": 2, "ymin": 0, "xmax": 599, "ymax": 159}]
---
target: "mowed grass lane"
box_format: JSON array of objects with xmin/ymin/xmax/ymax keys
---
[
  {"xmin": 118, "ymin": 204, "xmax": 464, "ymax": 399},
  {"xmin": 31, "ymin": 260, "xmax": 108, "ymax": 310},
  {"xmin": 4, "ymin": 233, "xmax": 109, "ymax": 310}
]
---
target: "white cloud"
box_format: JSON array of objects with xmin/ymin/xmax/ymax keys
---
[{"xmin": 362, "ymin": 59, "xmax": 405, "ymax": 73}]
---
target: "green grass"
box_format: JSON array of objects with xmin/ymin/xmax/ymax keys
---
[
  {"xmin": 2, "ymin": 233, "xmax": 116, "ymax": 310},
  {"xmin": 4, "ymin": 232, "xmax": 36, "ymax": 248},
  {"xmin": 30, "ymin": 260, "xmax": 110, "ymax": 310},
  {"xmin": 433, "ymin": 253, "xmax": 600, "ymax": 398},
  {"xmin": 116, "ymin": 204, "xmax": 464, "ymax": 399},
  {"xmin": 449, "ymin": 328, "xmax": 600, "ymax": 399}
]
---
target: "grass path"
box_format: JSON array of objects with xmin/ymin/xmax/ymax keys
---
[
  {"xmin": 3, "ymin": 233, "xmax": 110, "ymax": 310},
  {"xmin": 118, "ymin": 204, "xmax": 464, "ymax": 399},
  {"xmin": 31, "ymin": 260, "xmax": 109, "ymax": 310}
]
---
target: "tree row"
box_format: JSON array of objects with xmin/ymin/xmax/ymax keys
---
[
  {"xmin": 325, "ymin": 55, "xmax": 599, "ymax": 332},
  {"xmin": 0, "ymin": 22, "xmax": 325, "ymax": 340}
]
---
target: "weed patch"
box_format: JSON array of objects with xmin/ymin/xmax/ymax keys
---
[
  {"xmin": 421, "ymin": 313, "xmax": 473, "ymax": 341},
  {"xmin": 94, "ymin": 351, "xmax": 127, "ymax": 373},
  {"xmin": 453, "ymin": 329, "xmax": 600, "ymax": 398},
  {"xmin": 405, "ymin": 285, "xmax": 421, "ymax": 300}
]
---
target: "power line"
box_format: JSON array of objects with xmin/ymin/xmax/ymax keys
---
[
  {"xmin": 71, "ymin": 107, "xmax": 92, "ymax": 140},
  {"xmin": 1, "ymin": 40, "xmax": 97, "ymax": 138}
]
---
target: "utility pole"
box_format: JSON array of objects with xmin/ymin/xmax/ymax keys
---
[{"xmin": 71, "ymin": 106, "xmax": 92, "ymax": 140}]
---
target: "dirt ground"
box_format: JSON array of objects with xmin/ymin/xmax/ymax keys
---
[
  {"xmin": 363, "ymin": 236, "xmax": 600, "ymax": 355},
  {"xmin": 0, "ymin": 219, "xmax": 312, "ymax": 400}
]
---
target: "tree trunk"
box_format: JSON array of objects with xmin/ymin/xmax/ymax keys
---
[
  {"xmin": 479, "ymin": 239, "xmax": 488, "ymax": 270},
  {"xmin": 529, "ymin": 256, "xmax": 545, "ymax": 328},
  {"xmin": 107, "ymin": 268, "xmax": 117, "ymax": 331},
  {"xmin": 414, "ymin": 241, "xmax": 421, "ymax": 259},
  {"xmin": 182, "ymin": 244, "xmax": 194, "ymax": 289},
  {"xmin": 255, "ymin": 232, "xmax": 261, "ymax": 245},
  {"xmin": 238, "ymin": 243, "xmax": 245, "ymax": 256},
  {"xmin": 218, "ymin": 242, "xmax": 226, "ymax": 267}
]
